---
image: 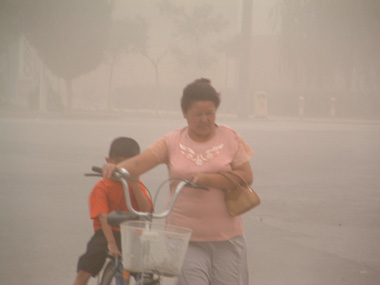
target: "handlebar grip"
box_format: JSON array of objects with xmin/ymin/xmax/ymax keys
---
[
  {"xmin": 92, "ymin": 166, "xmax": 103, "ymax": 174},
  {"xmin": 192, "ymin": 185, "xmax": 209, "ymax": 191},
  {"xmin": 84, "ymin": 166, "xmax": 103, "ymax": 177},
  {"xmin": 185, "ymin": 179, "xmax": 209, "ymax": 191},
  {"xmin": 89, "ymin": 166, "xmax": 130, "ymax": 180}
]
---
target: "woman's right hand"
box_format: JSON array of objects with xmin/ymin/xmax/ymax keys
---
[{"xmin": 102, "ymin": 163, "xmax": 117, "ymax": 179}]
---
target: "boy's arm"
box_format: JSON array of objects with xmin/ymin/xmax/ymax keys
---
[
  {"xmin": 129, "ymin": 181, "xmax": 153, "ymax": 212},
  {"xmin": 98, "ymin": 213, "xmax": 120, "ymax": 257}
]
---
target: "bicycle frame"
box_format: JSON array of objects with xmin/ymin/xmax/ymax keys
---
[
  {"xmin": 87, "ymin": 166, "xmax": 208, "ymax": 285},
  {"xmin": 119, "ymin": 176, "xmax": 188, "ymax": 219}
]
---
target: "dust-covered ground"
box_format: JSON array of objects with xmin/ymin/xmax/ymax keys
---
[{"xmin": 0, "ymin": 113, "xmax": 379, "ymax": 285}]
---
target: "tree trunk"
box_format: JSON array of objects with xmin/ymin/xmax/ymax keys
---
[
  {"xmin": 153, "ymin": 62, "xmax": 160, "ymax": 112},
  {"xmin": 107, "ymin": 56, "xmax": 116, "ymax": 111},
  {"xmin": 65, "ymin": 79, "xmax": 73, "ymax": 110},
  {"xmin": 238, "ymin": 0, "xmax": 253, "ymax": 118},
  {"xmin": 39, "ymin": 60, "xmax": 47, "ymax": 112}
]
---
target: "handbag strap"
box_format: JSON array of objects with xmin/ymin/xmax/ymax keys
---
[
  {"xmin": 218, "ymin": 171, "xmax": 245, "ymax": 190},
  {"xmin": 224, "ymin": 171, "xmax": 250, "ymax": 186}
]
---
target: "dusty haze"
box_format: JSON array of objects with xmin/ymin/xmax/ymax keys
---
[
  {"xmin": 2, "ymin": 0, "xmax": 378, "ymax": 118},
  {"xmin": 0, "ymin": 1, "xmax": 379, "ymax": 285}
]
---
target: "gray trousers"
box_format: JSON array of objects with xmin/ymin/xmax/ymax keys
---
[{"xmin": 177, "ymin": 235, "xmax": 249, "ymax": 285}]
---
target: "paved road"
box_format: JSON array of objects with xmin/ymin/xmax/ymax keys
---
[{"xmin": 0, "ymin": 114, "xmax": 379, "ymax": 284}]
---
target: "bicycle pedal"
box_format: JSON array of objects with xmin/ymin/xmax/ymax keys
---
[{"xmin": 141, "ymin": 273, "xmax": 160, "ymax": 285}]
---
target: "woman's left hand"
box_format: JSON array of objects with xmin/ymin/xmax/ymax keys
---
[
  {"xmin": 191, "ymin": 173, "xmax": 208, "ymax": 187},
  {"xmin": 191, "ymin": 173, "xmax": 222, "ymax": 189},
  {"xmin": 191, "ymin": 162, "xmax": 253, "ymax": 190}
]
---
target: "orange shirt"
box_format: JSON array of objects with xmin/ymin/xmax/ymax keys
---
[{"xmin": 89, "ymin": 178, "xmax": 152, "ymax": 231}]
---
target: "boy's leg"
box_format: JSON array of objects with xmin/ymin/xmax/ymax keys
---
[
  {"xmin": 73, "ymin": 270, "xmax": 91, "ymax": 285},
  {"xmin": 74, "ymin": 230, "xmax": 121, "ymax": 285},
  {"xmin": 76, "ymin": 231, "xmax": 109, "ymax": 279}
]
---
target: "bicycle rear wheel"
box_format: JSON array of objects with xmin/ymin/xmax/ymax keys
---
[{"xmin": 99, "ymin": 260, "xmax": 130, "ymax": 285}]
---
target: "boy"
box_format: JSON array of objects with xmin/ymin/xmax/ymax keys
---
[{"xmin": 74, "ymin": 137, "xmax": 153, "ymax": 285}]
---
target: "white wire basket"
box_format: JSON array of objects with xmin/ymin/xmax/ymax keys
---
[{"xmin": 120, "ymin": 220, "xmax": 192, "ymax": 277}]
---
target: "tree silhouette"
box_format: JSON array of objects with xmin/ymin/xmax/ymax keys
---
[
  {"xmin": 272, "ymin": 0, "xmax": 380, "ymax": 91},
  {"xmin": 105, "ymin": 16, "xmax": 149, "ymax": 110},
  {"xmin": 21, "ymin": 0, "xmax": 112, "ymax": 110},
  {"xmin": 158, "ymin": 0, "xmax": 229, "ymax": 76},
  {"xmin": 114, "ymin": 1, "xmax": 229, "ymax": 110},
  {"xmin": 0, "ymin": 0, "xmax": 24, "ymax": 105}
]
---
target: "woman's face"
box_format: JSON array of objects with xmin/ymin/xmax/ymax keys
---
[{"xmin": 183, "ymin": 100, "xmax": 217, "ymax": 142}]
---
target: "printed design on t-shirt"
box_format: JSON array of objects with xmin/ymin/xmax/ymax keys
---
[{"xmin": 179, "ymin": 143, "xmax": 224, "ymax": 166}]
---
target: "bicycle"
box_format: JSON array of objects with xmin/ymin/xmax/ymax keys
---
[{"xmin": 85, "ymin": 166, "xmax": 207, "ymax": 285}]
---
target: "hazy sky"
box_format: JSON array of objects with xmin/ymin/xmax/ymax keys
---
[
  {"xmin": 76, "ymin": 0, "xmax": 278, "ymax": 94},
  {"xmin": 113, "ymin": 0, "xmax": 277, "ymax": 35}
]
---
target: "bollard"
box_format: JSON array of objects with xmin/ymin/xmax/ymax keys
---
[
  {"xmin": 254, "ymin": 92, "xmax": 268, "ymax": 118},
  {"xmin": 299, "ymin": 96, "xmax": 304, "ymax": 119}
]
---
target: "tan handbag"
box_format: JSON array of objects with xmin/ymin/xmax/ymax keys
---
[{"xmin": 219, "ymin": 171, "xmax": 260, "ymax": 216}]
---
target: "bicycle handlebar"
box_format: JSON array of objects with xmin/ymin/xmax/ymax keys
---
[{"xmin": 86, "ymin": 166, "xmax": 208, "ymax": 220}]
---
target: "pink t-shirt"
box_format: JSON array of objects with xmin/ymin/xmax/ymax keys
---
[{"xmin": 148, "ymin": 125, "xmax": 254, "ymax": 241}]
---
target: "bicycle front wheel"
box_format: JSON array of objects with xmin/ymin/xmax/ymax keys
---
[{"xmin": 99, "ymin": 260, "xmax": 130, "ymax": 285}]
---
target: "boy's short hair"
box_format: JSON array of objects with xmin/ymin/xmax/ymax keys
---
[{"xmin": 109, "ymin": 137, "xmax": 140, "ymax": 159}]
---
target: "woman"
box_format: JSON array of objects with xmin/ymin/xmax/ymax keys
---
[{"xmin": 103, "ymin": 78, "xmax": 254, "ymax": 285}]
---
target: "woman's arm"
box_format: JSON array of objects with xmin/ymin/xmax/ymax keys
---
[
  {"xmin": 192, "ymin": 161, "xmax": 253, "ymax": 190},
  {"xmin": 103, "ymin": 149, "xmax": 160, "ymax": 179}
]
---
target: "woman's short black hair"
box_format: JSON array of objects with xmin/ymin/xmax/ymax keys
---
[
  {"xmin": 181, "ymin": 78, "xmax": 221, "ymax": 113},
  {"xmin": 108, "ymin": 137, "xmax": 140, "ymax": 159}
]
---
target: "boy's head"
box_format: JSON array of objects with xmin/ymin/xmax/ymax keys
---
[{"xmin": 107, "ymin": 137, "xmax": 140, "ymax": 164}]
